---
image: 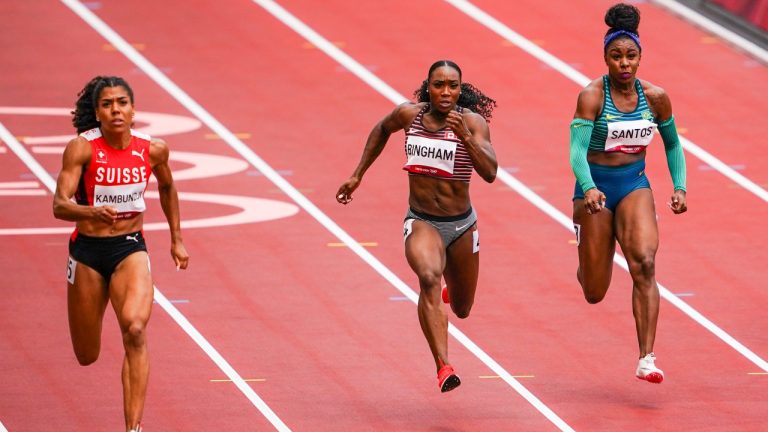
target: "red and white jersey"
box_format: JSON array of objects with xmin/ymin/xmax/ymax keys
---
[
  {"xmin": 75, "ymin": 128, "xmax": 152, "ymax": 219},
  {"xmin": 403, "ymin": 104, "xmax": 474, "ymax": 182}
]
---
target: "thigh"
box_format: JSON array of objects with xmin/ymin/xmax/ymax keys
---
[
  {"xmin": 443, "ymin": 224, "xmax": 479, "ymax": 304},
  {"xmin": 67, "ymin": 258, "xmax": 109, "ymax": 349},
  {"xmin": 573, "ymin": 199, "xmax": 616, "ymax": 282},
  {"xmin": 109, "ymin": 252, "xmax": 154, "ymax": 329},
  {"xmin": 404, "ymin": 219, "xmax": 445, "ymax": 283},
  {"xmin": 614, "ymin": 189, "xmax": 659, "ymax": 263}
]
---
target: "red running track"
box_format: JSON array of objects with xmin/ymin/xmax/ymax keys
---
[{"xmin": 0, "ymin": 0, "xmax": 766, "ymax": 431}]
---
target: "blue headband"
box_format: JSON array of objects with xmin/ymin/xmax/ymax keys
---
[{"xmin": 603, "ymin": 30, "xmax": 641, "ymax": 50}]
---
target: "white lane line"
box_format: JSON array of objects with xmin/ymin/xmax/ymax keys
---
[
  {"xmin": 2, "ymin": 115, "xmax": 292, "ymax": 432},
  {"xmin": 60, "ymin": 0, "xmax": 572, "ymax": 430},
  {"xmin": 0, "ymin": 123, "xmax": 55, "ymax": 192},
  {"xmin": 651, "ymin": 0, "xmax": 768, "ymax": 64},
  {"xmin": 0, "ymin": 420, "xmax": 7, "ymax": 432},
  {"xmin": 0, "ymin": 181, "xmax": 40, "ymax": 189},
  {"xmin": 444, "ymin": 0, "xmax": 768, "ymax": 203},
  {"xmin": 252, "ymin": 0, "xmax": 768, "ymax": 376}
]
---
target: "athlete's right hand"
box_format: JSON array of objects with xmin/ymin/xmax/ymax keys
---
[
  {"xmin": 336, "ymin": 177, "xmax": 360, "ymax": 205},
  {"xmin": 584, "ymin": 188, "xmax": 607, "ymax": 215},
  {"xmin": 92, "ymin": 205, "xmax": 118, "ymax": 224}
]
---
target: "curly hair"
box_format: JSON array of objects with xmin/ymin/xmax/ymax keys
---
[
  {"xmin": 604, "ymin": 3, "xmax": 641, "ymax": 52},
  {"xmin": 412, "ymin": 60, "xmax": 496, "ymax": 122},
  {"xmin": 72, "ymin": 76, "xmax": 134, "ymax": 134}
]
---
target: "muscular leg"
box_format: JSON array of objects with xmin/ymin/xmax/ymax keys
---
[
  {"xmin": 573, "ymin": 199, "xmax": 616, "ymax": 303},
  {"xmin": 67, "ymin": 261, "xmax": 109, "ymax": 365},
  {"xmin": 405, "ymin": 221, "xmax": 449, "ymax": 372},
  {"xmin": 442, "ymin": 225, "xmax": 479, "ymax": 319},
  {"xmin": 615, "ymin": 189, "xmax": 660, "ymax": 357},
  {"xmin": 109, "ymin": 252, "xmax": 153, "ymax": 431}
]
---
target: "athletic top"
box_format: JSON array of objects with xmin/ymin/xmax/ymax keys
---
[
  {"xmin": 75, "ymin": 128, "xmax": 152, "ymax": 219},
  {"xmin": 403, "ymin": 104, "xmax": 473, "ymax": 182},
  {"xmin": 589, "ymin": 75, "xmax": 657, "ymax": 154}
]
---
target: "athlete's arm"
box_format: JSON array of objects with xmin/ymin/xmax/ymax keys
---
[
  {"xmin": 336, "ymin": 103, "xmax": 415, "ymax": 204},
  {"xmin": 449, "ymin": 111, "xmax": 496, "ymax": 183},
  {"xmin": 646, "ymin": 85, "xmax": 687, "ymax": 214},
  {"xmin": 571, "ymin": 82, "xmax": 607, "ymax": 214},
  {"xmin": 53, "ymin": 137, "xmax": 118, "ymax": 224},
  {"xmin": 151, "ymin": 138, "xmax": 189, "ymax": 270}
]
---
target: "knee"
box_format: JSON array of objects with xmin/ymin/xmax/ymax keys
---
[
  {"xmin": 122, "ymin": 320, "xmax": 147, "ymax": 349},
  {"xmin": 451, "ymin": 303, "xmax": 473, "ymax": 319},
  {"xmin": 581, "ymin": 281, "xmax": 608, "ymax": 304},
  {"xmin": 416, "ymin": 270, "xmax": 442, "ymax": 293},
  {"xmin": 75, "ymin": 351, "xmax": 99, "ymax": 366},
  {"xmin": 584, "ymin": 292, "xmax": 606, "ymax": 304},
  {"xmin": 629, "ymin": 254, "xmax": 656, "ymax": 282}
]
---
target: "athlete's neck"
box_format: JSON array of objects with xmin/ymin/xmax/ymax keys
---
[
  {"xmin": 609, "ymin": 77, "xmax": 635, "ymax": 96},
  {"xmin": 100, "ymin": 128, "xmax": 132, "ymax": 149}
]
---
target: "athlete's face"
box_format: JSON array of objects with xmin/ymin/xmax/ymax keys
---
[
  {"xmin": 604, "ymin": 39, "xmax": 641, "ymax": 84},
  {"xmin": 96, "ymin": 86, "xmax": 134, "ymax": 134},
  {"xmin": 427, "ymin": 66, "xmax": 462, "ymax": 114}
]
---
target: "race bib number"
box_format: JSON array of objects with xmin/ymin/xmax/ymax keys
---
[
  {"xmin": 472, "ymin": 229, "xmax": 480, "ymax": 254},
  {"xmin": 605, "ymin": 119, "xmax": 656, "ymax": 153},
  {"xmin": 404, "ymin": 135, "xmax": 457, "ymax": 177},
  {"xmin": 94, "ymin": 183, "xmax": 147, "ymax": 216},
  {"xmin": 66, "ymin": 256, "xmax": 76, "ymax": 284},
  {"xmin": 403, "ymin": 218, "xmax": 415, "ymax": 243}
]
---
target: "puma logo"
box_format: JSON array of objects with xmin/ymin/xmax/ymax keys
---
[
  {"xmin": 131, "ymin": 148, "xmax": 145, "ymax": 162},
  {"xmin": 126, "ymin": 233, "xmax": 139, "ymax": 243}
]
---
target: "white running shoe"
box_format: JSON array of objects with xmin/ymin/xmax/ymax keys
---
[{"xmin": 636, "ymin": 353, "xmax": 664, "ymax": 383}]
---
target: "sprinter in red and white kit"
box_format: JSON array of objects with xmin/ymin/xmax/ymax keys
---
[
  {"xmin": 337, "ymin": 61, "xmax": 497, "ymax": 393},
  {"xmin": 53, "ymin": 76, "xmax": 188, "ymax": 432}
]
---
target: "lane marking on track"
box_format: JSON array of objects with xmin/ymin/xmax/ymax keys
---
[
  {"xmin": 60, "ymin": 0, "xmax": 572, "ymax": 430},
  {"xmin": 211, "ymin": 378, "xmax": 267, "ymax": 383},
  {"xmin": 0, "ymin": 420, "xmax": 7, "ymax": 432},
  {"xmin": 480, "ymin": 375, "xmax": 535, "ymax": 379},
  {"xmin": 327, "ymin": 242, "xmax": 377, "ymax": 247},
  {"xmin": 249, "ymin": 0, "xmax": 768, "ymax": 378},
  {"xmin": 650, "ymin": 0, "xmax": 768, "ymax": 64},
  {"xmin": 444, "ymin": 0, "xmax": 768, "ymax": 204}
]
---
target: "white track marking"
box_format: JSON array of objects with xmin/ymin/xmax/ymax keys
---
[
  {"xmin": 650, "ymin": 0, "xmax": 768, "ymax": 64},
  {"xmin": 444, "ymin": 0, "xmax": 768, "ymax": 203},
  {"xmin": 252, "ymin": 0, "xmax": 768, "ymax": 376},
  {"xmin": 60, "ymin": 0, "xmax": 574, "ymax": 430}
]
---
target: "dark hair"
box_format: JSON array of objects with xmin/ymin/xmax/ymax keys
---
[
  {"xmin": 413, "ymin": 60, "xmax": 496, "ymax": 121},
  {"xmin": 72, "ymin": 76, "xmax": 134, "ymax": 133},
  {"xmin": 604, "ymin": 3, "xmax": 641, "ymax": 52}
]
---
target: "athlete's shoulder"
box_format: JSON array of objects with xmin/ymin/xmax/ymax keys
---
[
  {"xmin": 640, "ymin": 79, "xmax": 668, "ymax": 103},
  {"xmin": 62, "ymin": 135, "xmax": 93, "ymax": 165},
  {"xmin": 574, "ymin": 78, "xmax": 604, "ymax": 119},
  {"xmin": 390, "ymin": 102, "xmax": 423, "ymax": 125},
  {"xmin": 580, "ymin": 77, "xmax": 605, "ymax": 97}
]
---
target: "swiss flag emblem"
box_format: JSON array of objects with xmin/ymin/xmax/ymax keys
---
[{"xmin": 95, "ymin": 149, "xmax": 108, "ymax": 164}]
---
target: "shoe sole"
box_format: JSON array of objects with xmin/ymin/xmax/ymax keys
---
[
  {"xmin": 636, "ymin": 372, "xmax": 664, "ymax": 384},
  {"xmin": 440, "ymin": 374, "xmax": 461, "ymax": 393}
]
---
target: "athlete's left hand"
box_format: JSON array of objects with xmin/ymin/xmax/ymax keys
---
[
  {"xmin": 171, "ymin": 241, "xmax": 189, "ymax": 270},
  {"xmin": 446, "ymin": 111, "xmax": 472, "ymax": 142},
  {"xmin": 668, "ymin": 189, "xmax": 687, "ymax": 214}
]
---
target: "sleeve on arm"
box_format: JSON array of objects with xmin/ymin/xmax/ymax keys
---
[
  {"xmin": 569, "ymin": 118, "xmax": 596, "ymax": 193},
  {"xmin": 658, "ymin": 116, "xmax": 687, "ymax": 191}
]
